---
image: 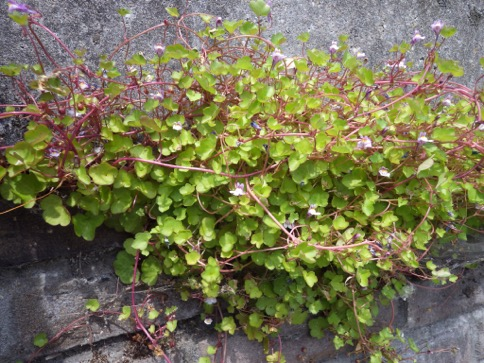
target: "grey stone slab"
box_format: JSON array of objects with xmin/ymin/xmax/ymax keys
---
[{"xmin": 0, "ymin": 249, "xmax": 201, "ymax": 362}]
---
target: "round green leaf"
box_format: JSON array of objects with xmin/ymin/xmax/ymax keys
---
[
  {"xmin": 88, "ymin": 162, "xmax": 118, "ymax": 185},
  {"xmin": 40, "ymin": 195, "xmax": 71, "ymax": 227}
]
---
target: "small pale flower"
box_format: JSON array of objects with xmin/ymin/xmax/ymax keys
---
[
  {"xmin": 229, "ymin": 182, "xmax": 245, "ymax": 196},
  {"xmin": 417, "ymin": 131, "xmax": 434, "ymax": 144},
  {"xmin": 215, "ymin": 17, "xmax": 223, "ymax": 28},
  {"xmin": 271, "ymin": 49, "xmax": 286, "ymax": 69},
  {"xmin": 431, "ymin": 20, "xmax": 444, "ymax": 35},
  {"xmin": 442, "ymin": 97, "xmax": 453, "ymax": 107},
  {"xmin": 172, "ymin": 122, "xmax": 183, "ymax": 131},
  {"xmin": 204, "ymin": 317, "xmax": 213, "ymax": 325},
  {"xmin": 356, "ymin": 136, "xmax": 372, "ymax": 150},
  {"xmin": 476, "ymin": 204, "xmax": 484, "ymax": 211},
  {"xmin": 149, "ymin": 91, "xmax": 164, "ymax": 101},
  {"xmin": 478, "ymin": 123, "xmax": 484, "ymax": 131},
  {"xmin": 411, "ymin": 30, "xmax": 425, "ymax": 45},
  {"xmin": 66, "ymin": 109, "xmax": 82, "ymax": 118},
  {"xmin": 379, "ymin": 167, "xmax": 391, "ymax": 177},
  {"xmin": 154, "ymin": 43, "xmax": 165, "ymax": 56},
  {"xmin": 283, "ymin": 220, "xmax": 295, "ymax": 231},
  {"xmin": 78, "ymin": 79, "xmax": 90, "ymax": 91},
  {"xmin": 307, "ymin": 205, "xmax": 321, "ymax": 217},
  {"xmin": 352, "ymin": 47, "xmax": 366, "ymax": 59},
  {"xmin": 7, "ymin": 0, "xmax": 38, "ymax": 14},
  {"xmin": 329, "ymin": 41, "xmax": 339, "ymax": 54},
  {"xmin": 204, "ymin": 297, "xmax": 217, "ymax": 305},
  {"xmin": 47, "ymin": 148, "xmax": 61, "ymax": 158},
  {"xmin": 398, "ymin": 59, "xmax": 407, "ymax": 70}
]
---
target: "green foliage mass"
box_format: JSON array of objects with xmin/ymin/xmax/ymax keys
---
[{"xmin": 1, "ymin": 2, "xmax": 483, "ymax": 361}]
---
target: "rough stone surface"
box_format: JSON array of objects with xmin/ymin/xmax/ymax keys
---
[{"xmin": 1, "ymin": 1, "xmax": 484, "ymax": 362}]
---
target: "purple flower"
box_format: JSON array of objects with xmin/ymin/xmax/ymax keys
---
[
  {"xmin": 149, "ymin": 91, "xmax": 164, "ymax": 101},
  {"xmin": 442, "ymin": 97, "xmax": 453, "ymax": 107},
  {"xmin": 378, "ymin": 167, "xmax": 391, "ymax": 178},
  {"xmin": 417, "ymin": 131, "xmax": 434, "ymax": 144},
  {"xmin": 307, "ymin": 205, "xmax": 321, "ymax": 217},
  {"xmin": 204, "ymin": 297, "xmax": 217, "ymax": 305},
  {"xmin": 329, "ymin": 41, "xmax": 339, "ymax": 54},
  {"xmin": 78, "ymin": 79, "xmax": 90, "ymax": 91},
  {"xmin": 352, "ymin": 47, "xmax": 366, "ymax": 59},
  {"xmin": 411, "ymin": 30, "xmax": 425, "ymax": 45},
  {"xmin": 356, "ymin": 136, "xmax": 372, "ymax": 150},
  {"xmin": 7, "ymin": 0, "xmax": 38, "ymax": 14},
  {"xmin": 215, "ymin": 17, "xmax": 223, "ymax": 28},
  {"xmin": 431, "ymin": 20, "xmax": 444, "ymax": 35},
  {"xmin": 271, "ymin": 49, "xmax": 286, "ymax": 69},
  {"xmin": 172, "ymin": 122, "xmax": 183, "ymax": 131},
  {"xmin": 154, "ymin": 43, "xmax": 165, "ymax": 56},
  {"xmin": 266, "ymin": 0, "xmax": 272, "ymax": 24},
  {"xmin": 229, "ymin": 182, "xmax": 245, "ymax": 196},
  {"xmin": 250, "ymin": 121, "xmax": 262, "ymax": 130}
]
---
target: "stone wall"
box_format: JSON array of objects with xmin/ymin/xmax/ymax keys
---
[{"xmin": 1, "ymin": 1, "xmax": 484, "ymax": 362}]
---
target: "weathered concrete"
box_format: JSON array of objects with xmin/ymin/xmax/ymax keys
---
[
  {"xmin": 1, "ymin": 1, "xmax": 484, "ymax": 362},
  {"xmin": 1, "ymin": 244, "xmax": 483, "ymax": 362}
]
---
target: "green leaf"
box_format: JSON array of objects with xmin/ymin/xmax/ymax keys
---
[
  {"xmin": 195, "ymin": 134, "xmax": 217, "ymax": 160},
  {"xmin": 408, "ymin": 337, "xmax": 420, "ymax": 353},
  {"xmin": 8, "ymin": 12, "xmax": 29, "ymax": 26},
  {"xmin": 185, "ymin": 251, "xmax": 201, "ymax": 265},
  {"xmin": 165, "ymin": 44, "xmax": 191, "ymax": 60},
  {"xmin": 33, "ymin": 332, "xmax": 48, "ymax": 348},
  {"xmin": 72, "ymin": 213, "xmax": 104, "ymax": 241},
  {"xmin": 440, "ymin": 26, "xmax": 456, "ymax": 38},
  {"xmin": 117, "ymin": 8, "xmax": 131, "ymax": 17},
  {"xmin": 165, "ymin": 7, "xmax": 180, "ymax": 17},
  {"xmin": 88, "ymin": 162, "xmax": 118, "ymax": 185},
  {"xmin": 331, "ymin": 145, "xmax": 352, "ymax": 154},
  {"xmin": 417, "ymin": 158, "xmax": 434, "ymax": 175},
  {"xmin": 245, "ymin": 279, "xmax": 263, "ymax": 298},
  {"xmin": 220, "ymin": 316, "xmax": 236, "ymax": 334},
  {"xmin": 85, "ymin": 299, "xmax": 100, "ymax": 312},
  {"xmin": 104, "ymin": 82, "xmax": 126, "ymax": 99},
  {"xmin": 302, "ymin": 270, "xmax": 318, "ymax": 287},
  {"xmin": 40, "ymin": 195, "xmax": 71, "ymax": 227},
  {"xmin": 357, "ymin": 67, "xmax": 374, "ymax": 86},
  {"xmin": 0, "ymin": 63, "xmax": 26, "ymax": 77},
  {"xmin": 436, "ymin": 58, "xmax": 464, "ymax": 77},
  {"xmin": 166, "ymin": 320, "xmax": 177, "ymax": 332},
  {"xmin": 186, "ymin": 89, "xmax": 202, "ymax": 101},
  {"xmin": 356, "ymin": 268, "xmax": 371, "ymax": 287},
  {"xmin": 143, "ymin": 99, "xmax": 159, "ymax": 112},
  {"xmin": 297, "ymin": 32, "xmax": 310, "ymax": 43},
  {"xmin": 126, "ymin": 53, "xmax": 147, "ymax": 66},
  {"xmin": 114, "ymin": 250, "xmax": 136, "ymax": 284},
  {"xmin": 333, "ymin": 216, "xmax": 349, "ymax": 230},
  {"xmin": 118, "ymin": 306, "xmax": 131, "ymax": 321},
  {"xmin": 249, "ymin": 312, "xmax": 263, "ymax": 328},
  {"xmin": 249, "ymin": 0, "xmax": 271, "ymax": 17},
  {"xmin": 141, "ymin": 256, "xmax": 162, "ymax": 285},
  {"xmin": 431, "ymin": 128, "xmax": 458, "ymax": 142},
  {"xmin": 131, "ymin": 231, "xmax": 151, "ymax": 250},
  {"xmin": 309, "ymin": 317, "xmax": 328, "ymax": 339},
  {"xmin": 307, "ymin": 49, "xmax": 330, "ymax": 66}
]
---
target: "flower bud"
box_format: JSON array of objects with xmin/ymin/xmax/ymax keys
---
[
  {"xmin": 431, "ymin": 20, "xmax": 444, "ymax": 35},
  {"xmin": 154, "ymin": 43, "xmax": 165, "ymax": 57}
]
